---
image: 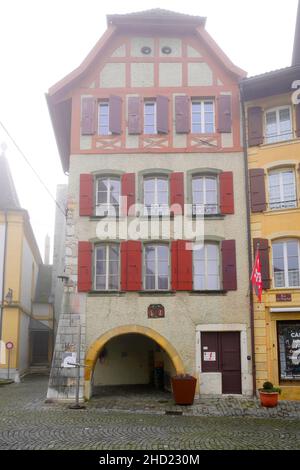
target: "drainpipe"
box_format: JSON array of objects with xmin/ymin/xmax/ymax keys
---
[
  {"xmin": 0, "ymin": 210, "xmax": 8, "ymax": 341},
  {"xmin": 240, "ymin": 84, "xmax": 257, "ymax": 397}
]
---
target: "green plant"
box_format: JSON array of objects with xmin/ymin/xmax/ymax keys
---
[{"xmin": 259, "ymin": 381, "xmax": 281, "ymax": 394}]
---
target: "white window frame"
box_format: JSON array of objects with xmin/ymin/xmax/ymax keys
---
[
  {"xmin": 95, "ymin": 176, "xmax": 121, "ymax": 217},
  {"xmin": 268, "ymin": 168, "xmax": 297, "ymax": 211},
  {"xmin": 143, "ymin": 175, "xmax": 169, "ymax": 216},
  {"xmin": 192, "ymin": 175, "xmax": 219, "ymax": 215},
  {"xmin": 94, "ymin": 244, "xmax": 120, "ymax": 291},
  {"xmin": 272, "ymin": 240, "xmax": 300, "ymax": 289},
  {"xmin": 193, "ymin": 242, "xmax": 221, "ymax": 291},
  {"xmin": 144, "ymin": 100, "xmax": 157, "ymax": 135},
  {"xmin": 144, "ymin": 244, "xmax": 170, "ymax": 291},
  {"xmin": 98, "ymin": 102, "xmax": 111, "ymax": 136},
  {"xmin": 265, "ymin": 106, "xmax": 293, "ymax": 144},
  {"xmin": 191, "ymin": 100, "xmax": 215, "ymax": 134}
]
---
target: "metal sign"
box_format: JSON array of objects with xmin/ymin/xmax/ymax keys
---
[
  {"xmin": 204, "ymin": 352, "xmax": 216, "ymax": 362},
  {"xmin": 148, "ymin": 304, "xmax": 165, "ymax": 319},
  {"xmin": 5, "ymin": 341, "xmax": 14, "ymax": 350},
  {"xmin": 61, "ymin": 352, "xmax": 77, "ymax": 368},
  {"xmin": 276, "ymin": 293, "xmax": 292, "ymax": 302}
]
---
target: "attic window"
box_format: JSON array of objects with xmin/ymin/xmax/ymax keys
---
[
  {"xmin": 141, "ymin": 46, "xmax": 152, "ymax": 55},
  {"xmin": 161, "ymin": 46, "xmax": 172, "ymax": 55}
]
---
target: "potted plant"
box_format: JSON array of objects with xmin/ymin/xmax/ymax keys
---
[
  {"xmin": 171, "ymin": 374, "xmax": 197, "ymax": 405},
  {"xmin": 258, "ymin": 381, "xmax": 281, "ymax": 408}
]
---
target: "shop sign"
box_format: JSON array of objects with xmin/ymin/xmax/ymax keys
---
[
  {"xmin": 203, "ymin": 352, "xmax": 216, "ymax": 362},
  {"xmin": 278, "ymin": 323, "xmax": 300, "ymax": 380},
  {"xmin": 148, "ymin": 304, "xmax": 165, "ymax": 319},
  {"xmin": 276, "ymin": 293, "xmax": 292, "ymax": 302}
]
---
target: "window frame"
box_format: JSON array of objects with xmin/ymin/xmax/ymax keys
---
[
  {"xmin": 143, "ymin": 175, "xmax": 169, "ymax": 216},
  {"xmin": 144, "ymin": 243, "xmax": 170, "ymax": 291},
  {"xmin": 98, "ymin": 101, "xmax": 111, "ymax": 136},
  {"xmin": 94, "ymin": 243, "xmax": 120, "ymax": 291},
  {"xmin": 268, "ymin": 167, "xmax": 297, "ymax": 211},
  {"xmin": 95, "ymin": 175, "xmax": 121, "ymax": 217},
  {"xmin": 272, "ymin": 239, "xmax": 300, "ymax": 289},
  {"xmin": 143, "ymin": 100, "xmax": 157, "ymax": 135},
  {"xmin": 192, "ymin": 242, "xmax": 221, "ymax": 291},
  {"xmin": 191, "ymin": 100, "xmax": 215, "ymax": 134},
  {"xmin": 191, "ymin": 174, "xmax": 219, "ymax": 215},
  {"xmin": 265, "ymin": 105, "xmax": 293, "ymax": 144}
]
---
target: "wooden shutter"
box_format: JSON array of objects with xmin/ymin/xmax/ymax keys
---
[
  {"xmin": 109, "ymin": 95, "xmax": 122, "ymax": 134},
  {"xmin": 296, "ymin": 103, "xmax": 300, "ymax": 138},
  {"xmin": 79, "ymin": 174, "xmax": 94, "ymax": 216},
  {"xmin": 219, "ymin": 172, "xmax": 234, "ymax": 215},
  {"xmin": 156, "ymin": 95, "xmax": 169, "ymax": 134},
  {"xmin": 128, "ymin": 97, "xmax": 141, "ymax": 135},
  {"xmin": 121, "ymin": 241, "xmax": 142, "ymax": 291},
  {"xmin": 221, "ymin": 240, "xmax": 237, "ymax": 291},
  {"xmin": 78, "ymin": 241, "xmax": 92, "ymax": 292},
  {"xmin": 175, "ymin": 95, "xmax": 190, "ymax": 133},
  {"xmin": 170, "ymin": 172, "xmax": 184, "ymax": 215},
  {"xmin": 121, "ymin": 173, "xmax": 135, "ymax": 216},
  {"xmin": 253, "ymin": 238, "xmax": 270, "ymax": 289},
  {"xmin": 81, "ymin": 97, "xmax": 96, "ymax": 135},
  {"xmin": 249, "ymin": 169, "xmax": 266, "ymax": 213},
  {"xmin": 172, "ymin": 240, "xmax": 192, "ymax": 291},
  {"xmin": 247, "ymin": 107, "xmax": 263, "ymax": 146},
  {"xmin": 217, "ymin": 95, "xmax": 232, "ymax": 133}
]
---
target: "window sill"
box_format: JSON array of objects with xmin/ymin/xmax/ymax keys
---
[
  {"xmin": 189, "ymin": 290, "xmax": 227, "ymax": 296},
  {"xmin": 138, "ymin": 291, "xmax": 176, "ymax": 296},
  {"xmin": 189, "ymin": 214, "xmax": 225, "ymax": 220},
  {"xmin": 88, "ymin": 291, "xmax": 126, "ymax": 297},
  {"xmin": 90, "ymin": 215, "xmax": 121, "ymax": 221}
]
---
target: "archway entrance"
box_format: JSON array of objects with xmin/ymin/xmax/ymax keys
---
[{"xmin": 85, "ymin": 325, "xmax": 185, "ymax": 400}]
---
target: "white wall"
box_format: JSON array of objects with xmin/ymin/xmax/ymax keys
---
[
  {"xmin": 20, "ymin": 236, "xmax": 38, "ymax": 311},
  {"xmin": 0, "ymin": 223, "xmax": 5, "ymax": 302},
  {"xmin": 18, "ymin": 312, "xmax": 30, "ymax": 373}
]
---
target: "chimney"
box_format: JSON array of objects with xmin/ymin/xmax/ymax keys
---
[{"xmin": 44, "ymin": 234, "xmax": 50, "ymax": 265}]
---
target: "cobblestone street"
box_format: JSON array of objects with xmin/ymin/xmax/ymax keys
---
[{"xmin": 0, "ymin": 375, "xmax": 300, "ymax": 450}]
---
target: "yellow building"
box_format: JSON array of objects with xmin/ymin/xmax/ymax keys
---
[
  {"xmin": 0, "ymin": 149, "xmax": 53, "ymax": 380},
  {"xmin": 241, "ymin": 63, "xmax": 300, "ymax": 400}
]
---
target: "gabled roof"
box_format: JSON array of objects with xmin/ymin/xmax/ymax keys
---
[
  {"xmin": 107, "ymin": 8, "xmax": 206, "ymax": 27},
  {"xmin": 0, "ymin": 151, "xmax": 21, "ymax": 210},
  {"xmin": 292, "ymin": 0, "xmax": 300, "ymax": 65}
]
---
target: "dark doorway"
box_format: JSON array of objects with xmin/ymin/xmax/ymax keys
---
[
  {"xmin": 31, "ymin": 331, "xmax": 49, "ymax": 365},
  {"xmin": 201, "ymin": 331, "xmax": 242, "ymax": 394}
]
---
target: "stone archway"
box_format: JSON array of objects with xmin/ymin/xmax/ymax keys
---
[{"xmin": 84, "ymin": 325, "xmax": 185, "ymax": 399}]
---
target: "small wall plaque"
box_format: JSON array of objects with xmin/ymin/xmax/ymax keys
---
[
  {"xmin": 148, "ymin": 304, "xmax": 165, "ymax": 319},
  {"xmin": 276, "ymin": 293, "xmax": 292, "ymax": 302}
]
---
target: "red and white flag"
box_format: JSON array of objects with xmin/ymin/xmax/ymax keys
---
[{"xmin": 251, "ymin": 250, "xmax": 263, "ymax": 302}]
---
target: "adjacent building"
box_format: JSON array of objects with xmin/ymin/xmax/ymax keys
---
[{"xmin": 47, "ymin": 9, "xmax": 253, "ymax": 401}]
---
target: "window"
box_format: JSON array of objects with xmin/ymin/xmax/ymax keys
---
[
  {"xmin": 193, "ymin": 243, "xmax": 220, "ymax": 290},
  {"xmin": 96, "ymin": 176, "xmax": 120, "ymax": 216},
  {"xmin": 191, "ymin": 100, "xmax": 214, "ymax": 134},
  {"xmin": 192, "ymin": 175, "xmax": 218, "ymax": 215},
  {"xmin": 272, "ymin": 240, "xmax": 300, "ymax": 288},
  {"xmin": 95, "ymin": 244, "xmax": 119, "ymax": 290},
  {"xmin": 144, "ymin": 176, "xmax": 169, "ymax": 216},
  {"xmin": 265, "ymin": 107, "xmax": 292, "ymax": 144},
  {"xmin": 144, "ymin": 101, "xmax": 156, "ymax": 134},
  {"xmin": 268, "ymin": 169, "xmax": 297, "ymax": 210},
  {"xmin": 144, "ymin": 244, "xmax": 169, "ymax": 291},
  {"xmin": 98, "ymin": 102, "xmax": 110, "ymax": 135},
  {"xmin": 278, "ymin": 322, "xmax": 300, "ymax": 381}
]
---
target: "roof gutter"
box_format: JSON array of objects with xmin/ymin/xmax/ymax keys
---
[{"xmin": 239, "ymin": 82, "xmax": 257, "ymax": 397}]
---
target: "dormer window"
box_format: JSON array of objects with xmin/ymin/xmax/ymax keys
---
[{"xmin": 265, "ymin": 106, "xmax": 292, "ymax": 144}]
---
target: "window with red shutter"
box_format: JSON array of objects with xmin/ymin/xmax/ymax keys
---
[
  {"xmin": 217, "ymin": 95, "xmax": 232, "ymax": 133},
  {"xmin": 81, "ymin": 97, "xmax": 96, "ymax": 135},
  {"xmin": 175, "ymin": 95, "xmax": 190, "ymax": 133},
  {"xmin": 121, "ymin": 173, "xmax": 135, "ymax": 216},
  {"xmin": 221, "ymin": 240, "xmax": 237, "ymax": 291},
  {"xmin": 128, "ymin": 97, "xmax": 141, "ymax": 135},
  {"xmin": 78, "ymin": 241, "xmax": 92, "ymax": 292},
  {"xmin": 79, "ymin": 174, "xmax": 94, "ymax": 216},
  {"xmin": 247, "ymin": 107, "xmax": 263, "ymax": 146},
  {"xmin": 253, "ymin": 238, "xmax": 270, "ymax": 289},
  {"xmin": 109, "ymin": 95, "xmax": 122, "ymax": 134},
  {"xmin": 172, "ymin": 240, "xmax": 192, "ymax": 291},
  {"xmin": 219, "ymin": 172, "xmax": 234, "ymax": 215},
  {"xmin": 121, "ymin": 241, "xmax": 142, "ymax": 291},
  {"xmin": 249, "ymin": 169, "xmax": 266, "ymax": 213},
  {"xmin": 170, "ymin": 172, "xmax": 184, "ymax": 215}
]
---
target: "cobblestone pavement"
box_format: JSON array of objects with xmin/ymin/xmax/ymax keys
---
[{"xmin": 0, "ymin": 375, "xmax": 300, "ymax": 450}]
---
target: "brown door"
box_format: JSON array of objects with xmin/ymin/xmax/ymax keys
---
[
  {"xmin": 220, "ymin": 332, "xmax": 242, "ymax": 394},
  {"xmin": 201, "ymin": 331, "xmax": 242, "ymax": 394}
]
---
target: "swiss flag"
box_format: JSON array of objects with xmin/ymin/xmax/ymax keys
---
[{"xmin": 251, "ymin": 249, "xmax": 263, "ymax": 302}]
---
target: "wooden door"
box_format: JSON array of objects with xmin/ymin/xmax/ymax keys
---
[{"xmin": 220, "ymin": 332, "xmax": 242, "ymax": 394}]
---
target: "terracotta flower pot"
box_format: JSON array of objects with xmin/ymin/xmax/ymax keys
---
[
  {"xmin": 259, "ymin": 391, "xmax": 279, "ymax": 408},
  {"xmin": 171, "ymin": 376, "xmax": 197, "ymax": 405}
]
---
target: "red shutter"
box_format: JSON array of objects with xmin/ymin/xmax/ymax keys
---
[
  {"xmin": 253, "ymin": 238, "xmax": 270, "ymax": 289},
  {"xmin": 172, "ymin": 240, "xmax": 192, "ymax": 291},
  {"xmin": 128, "ymin": 97, "xmax": 141, "ymax": 134},
  {"xmin": 78, "ymin": 242, "xmax": 92, "ymax": 292},
  {"xmin": 222, "ymin": 240, "xmax": 237, "ymax": 291},
  {"xmin": 296, "ymin": 103, "xmax": 300, "ymax": 138},
  {"xmin": 121, "ymin": 173, "xmax": 135, "ymax": 216},
  {"xmin": 121, "ymin": 241, "xmax": 142, "ymax": 291},
  {"xmin": 219, "ymin": 172, "xmax": 234, "ymax": 215},
  {"xmin": 156, "ymin": 95, "xmax": 169, "ymax": 134},
  {"xmin": 217, "ymin": 95, "xmax": 232, "ymax": 133},
  {"xmin": 249, "ymin": 169, "xmax": 266, "ymax": 213},
  {"xmin": 247, "ymin": 107, "xmax": 263, "ymax": 146},
  {"xmin": 175, "ymin": 95, "xmax": 190, "ymax": 133},
  {"xmin": 79, "ymin": 174, "xmax": 94, "ymax": 216},
  {"xmin": 109, "ymin": 95, "xmax": 122, "ymax": 134},
  {"xmin": 81, "ymin": 97, "xmax": 96, "ymax": 135},
  {"xmin": 170, "ymin": 172, "xmax": 184, "ymax": 215}
]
